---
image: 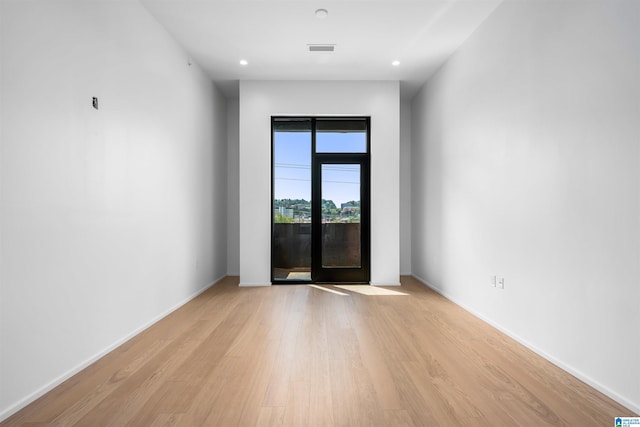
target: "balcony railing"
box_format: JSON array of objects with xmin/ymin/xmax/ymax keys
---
[{"xmin": 273, "ymin": 222, "xmax": 361, "ymax": 270}]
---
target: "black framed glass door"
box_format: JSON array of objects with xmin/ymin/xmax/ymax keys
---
[
  {"xmin": 312, "ymin": 158, "xmax": 370, "ymax": 282},
  {"xmin": 272, "ymin": 117, "xmax": 370, "ymax": 284}
]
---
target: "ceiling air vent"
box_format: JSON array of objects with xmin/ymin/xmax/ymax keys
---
[{"xmin": 308, "ymin": 44, "xmax": 335, "ymax": 52}]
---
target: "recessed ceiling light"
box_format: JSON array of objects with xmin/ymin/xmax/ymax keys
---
[
  {"xmin": 392, "ymin": 60, "xmax": 400, "ymax": 66},
  {"xmin": 315, "ymin": 8, "xmax": 328, "ymax": 19},
  {"xmin": 239, "ymin": 59, "xmax": 248, "ymax": 66}
]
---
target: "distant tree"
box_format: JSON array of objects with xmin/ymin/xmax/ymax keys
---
[
  {"xmin": 322, "ymin": 199, "xmax": 337, "ymax": 210},
  {"xmin": 274, "ymin": 211, "xmax": 293, "ymax": 223},
  {"xmin": 274, "ymin": 198, "xmax": 310, "ymax": 209}
]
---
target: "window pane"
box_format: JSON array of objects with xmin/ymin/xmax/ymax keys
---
[
  {"xmin": 321, "ymin": 164, "xmax": 361, "ymax": 268},
  {"xmin": 273, "ymin": 119, "xmax": 312, "ymax": 281},
  {"xmin": 316, "ymin": 119, "xmax": 367, "ymax": 153}
]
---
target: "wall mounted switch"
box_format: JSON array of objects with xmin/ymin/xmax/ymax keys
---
[{"xmin": 491, "ymin": 275, "xmax": 497, "ymax": 287}]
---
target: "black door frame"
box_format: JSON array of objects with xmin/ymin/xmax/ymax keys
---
[
  {"xmin": 271, "ymin": 116, "xmax": 371, "ymax": 284},
  {"xmin": 312, "ymin": 154, "xmax": 370, "ymax": 283}
]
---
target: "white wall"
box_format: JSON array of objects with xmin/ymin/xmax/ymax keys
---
[
  {"xmin": 0, "ymin": 0, "xmax": 227, "ymax": 419},
  {"xmin": 226, "ymin": 98, "xmax": 240, "ymax": 275},
  {"xmin": 399, "ymin": 100, "xmax": 412, "ymax": 275},
  {"xmin": 239, "ymin": 81, "xmax": 400, "ymax": 286},
  {"xmin": 412, "ymin": 0, "xmax": 639, "ymax": 412}
]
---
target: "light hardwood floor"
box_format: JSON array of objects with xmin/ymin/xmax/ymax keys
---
[{"xmin": 2, "ymin": 276, "xmax": 635, "ymax": 426}]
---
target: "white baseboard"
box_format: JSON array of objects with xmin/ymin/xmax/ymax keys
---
[
  {"xmin": 0, "ymin": 275, "xmax": 225, "ymax": 422},
  {"xmin": 411, "ymin": 274, "xmax": 640, "ymax": 415},
  {"xmin": 372, "ymin": 282, "xmax": 402, "ymax": 287}
]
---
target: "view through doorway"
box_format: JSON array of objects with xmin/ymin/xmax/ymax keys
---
[{"xmin": 272, "ymin": 117, "xmax": 370, "ymax": 284}]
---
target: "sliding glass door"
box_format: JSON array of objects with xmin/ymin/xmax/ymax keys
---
[{"xmin": 272, "ymin": 117, "xmax": 370, "ymax": 284}]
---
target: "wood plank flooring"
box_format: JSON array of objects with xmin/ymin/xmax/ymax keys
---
[{"xmin": 2, "ymin": 276, "xmax": 635, "ymax": 426}]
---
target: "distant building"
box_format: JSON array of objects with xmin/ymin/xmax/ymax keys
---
[
  {"xmin": 341, "ymin": 202, "xmax": 359, "ymax": 216},
  {"xmin": 278, "ymin": 207, "xmax": 294, "ymax": 218}
]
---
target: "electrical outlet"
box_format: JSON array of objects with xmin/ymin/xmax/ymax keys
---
[
  {"xmin": 497, "ymin": 277, "xmax": 504, "ymax": 289},
  {"xmin": 490, "ymin": 275, "xmax": 496, "ymax": 287}
]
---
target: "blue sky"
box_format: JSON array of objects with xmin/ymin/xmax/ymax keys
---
[{"xmin": 274, "ymin": 131, "xmax": 364, "ymax": 207}]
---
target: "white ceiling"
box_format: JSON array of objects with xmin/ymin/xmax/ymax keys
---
[{"xmin": 140, "ymin": 0, "xmax": 503, "ymax": 100}]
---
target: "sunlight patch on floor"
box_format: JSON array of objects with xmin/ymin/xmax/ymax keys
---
[
  {"xmin": 309, "ymin": 285, "xmax": 350, "ymax": 296},
  {"xmin": 287, "ymin": 272, "xmax": 312, "ymax": 280},
  {"xmin": 333, "ymin": 285, "xmax": 408, "ymax": 296}
]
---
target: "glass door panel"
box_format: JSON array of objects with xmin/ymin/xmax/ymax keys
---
[
  {"xmin": 321, "ymin": 164, "xmax": 361, "ymax": 268},
  {"xmin": 272, "ymin": 119, "xmax": 312, "ymax": 282},
  {"xmin": 272, "ymin": 116, "xmax": 370, "ymax": 284}
]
